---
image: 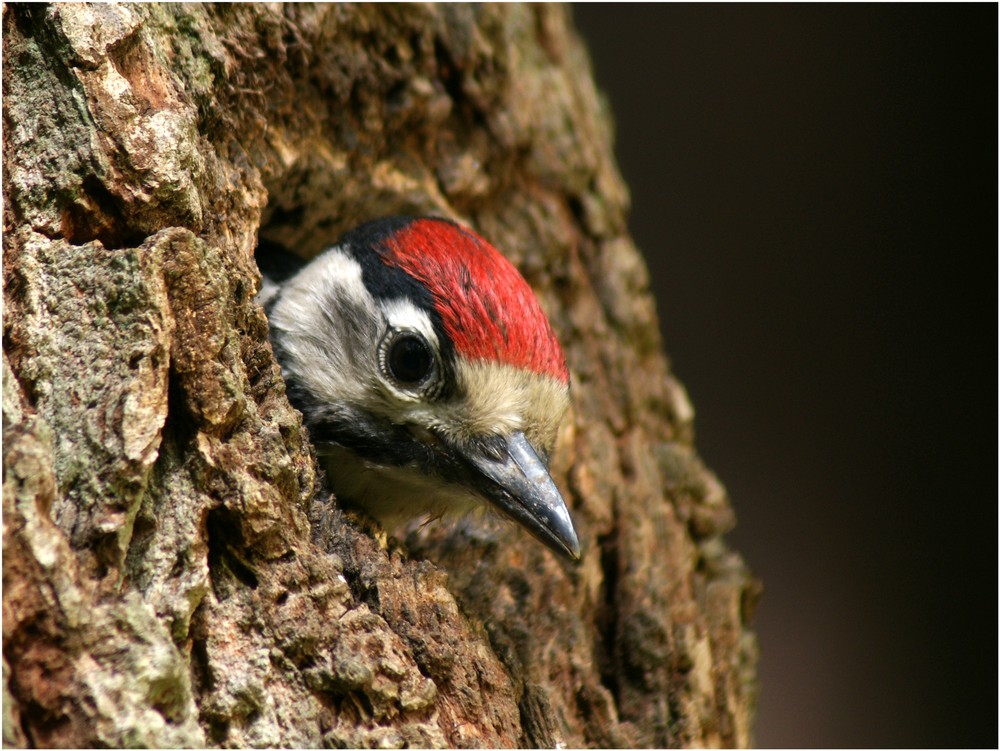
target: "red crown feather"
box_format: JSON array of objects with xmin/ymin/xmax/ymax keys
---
[{"xmin": 381, "ymin": 219, "xmax": 569, "ymax": 384}]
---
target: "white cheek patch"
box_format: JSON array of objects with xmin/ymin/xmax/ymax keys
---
[
  {"xmin": 270, "ymin": 247, "xmax": 373, "ymax": 337},
  {"xmin": 267, "ymin": 246, "xmax": 381, "ymax": 406},
  {"xmin": 296, "ymin": 248, "xmax": 373, "ymax": 318}
]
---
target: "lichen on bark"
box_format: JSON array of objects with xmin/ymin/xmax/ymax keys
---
[{"xmin": 3, "ymin": 4, "xmax": 758, "ymax": 748}]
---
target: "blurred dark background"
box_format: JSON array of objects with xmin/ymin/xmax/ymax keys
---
[{"xmin": 573, "ymin": 5, "xmax": 997, "ymax": 748}]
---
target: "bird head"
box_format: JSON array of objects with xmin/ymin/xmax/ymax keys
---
[{"xmin": 261, "ymin": 216, "xmax": 580, "ymax": 560}]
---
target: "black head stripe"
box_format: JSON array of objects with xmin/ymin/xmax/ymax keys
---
[
  {"xmin": 338, "ymin": 216, "xmax": 417, "ymax": 250},
  {"xmin": 299, "ymin": 395, "xmax": 464, "ymax": 480},
  {"xmin": 255, "ymin": 240, "xmax": 309, "ymax": 284}
]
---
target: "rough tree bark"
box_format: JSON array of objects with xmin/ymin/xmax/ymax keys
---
[{"xmin": 2, "ymin": 4, "xmax": 759, "ymax": 748}]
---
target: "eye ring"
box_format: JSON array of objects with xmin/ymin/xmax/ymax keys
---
[{"xmin": 378, "ymin": 328, "xmax": 439, "ymax": 393}]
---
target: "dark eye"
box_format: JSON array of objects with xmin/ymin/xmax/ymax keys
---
[{"xmin": 388, "ymin": 333, "xmax": 433, "ymax": 385}]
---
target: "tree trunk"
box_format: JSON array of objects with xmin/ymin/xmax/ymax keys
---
[{"xmin": 2, "ymin": 4, "xmax": 759, "ymax": 748}]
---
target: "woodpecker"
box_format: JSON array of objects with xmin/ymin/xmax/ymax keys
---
[{"xmin": 258, "ymin": 216, "xmax": 581, "ymax": 560}]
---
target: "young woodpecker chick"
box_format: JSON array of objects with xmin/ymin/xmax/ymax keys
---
[{"xmin": 259, "ymin": 216, "xmax": 580, "ymax": 560}]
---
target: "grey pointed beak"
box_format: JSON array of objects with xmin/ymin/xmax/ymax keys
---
[{"xmin": 458, "ymin": 431, "xmax": 581, "ymax": 561}]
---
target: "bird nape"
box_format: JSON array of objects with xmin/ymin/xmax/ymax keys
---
[{"xmin": 258, "ymin": 216, "xmax": 581, "ymax": 561}]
